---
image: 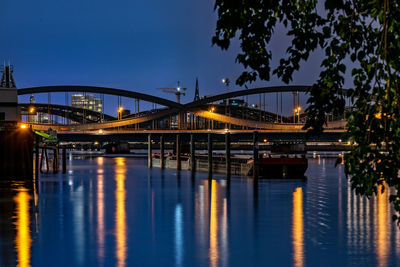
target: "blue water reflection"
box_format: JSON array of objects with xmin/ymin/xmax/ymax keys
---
[{"xmin": 1, "ymin": 157, "xmax": 400, "ymax": 266}]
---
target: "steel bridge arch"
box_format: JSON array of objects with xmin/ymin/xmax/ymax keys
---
[
  {"xmin": 18, "ymin": 85, "xmax": 183, "ymax": 108},
  {"xmin": 185, "ymin": 85, "xmax": 348, "ymax": 109},
  {"xmin": 19, "ymin": 103, "xmax": 115, "ymax": 123}
]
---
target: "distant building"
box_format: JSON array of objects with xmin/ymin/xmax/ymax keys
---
[
  {"xmin": 71, "ymin": 94, "xmax": 103, "ymax": 112},
  {"xmin": 71, "ymin": 94, "xmax": 103, "ymax": 122},
  {"xmin": 219, "ymin": 99, "xmax": 247, "ymax": 107},
  {"xmin": 0, "ymin": 65, "xmax": 19, "ymax": 126}
]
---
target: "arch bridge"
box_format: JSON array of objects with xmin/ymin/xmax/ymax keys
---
[{"xmin": 18, "ymin": 85, "xmax": 348, "ymax": 132}]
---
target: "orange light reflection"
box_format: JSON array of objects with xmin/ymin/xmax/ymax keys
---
[
  {"xmin": 292, "ymin": 187, "xmax": 304, "ymax": 267},
  {"xmin": 97, "ymin": 157, "xmax": 105, "ymax": 263},
  {"xmin": 376, "ymin": 185, "xmax": 389, "ymax": 267},
  {"xmin": 14, "ymin": 188, "xmax": 32, "ymax": 267},
  {"xmin": 209, "ymin": 180, "xmax": 219, "ymax": 267},
  {"xmin": 115, "ymin": 157, "xmax": 127, "ymax": 267}
]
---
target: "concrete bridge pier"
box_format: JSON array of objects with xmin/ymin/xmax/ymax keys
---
[
  {"xmin": 208, "ymin": 133, "xmax": 212, "ymax": 178},
  {"xmin": 62, "ymin": 146, "xmax": 67, "ymax": 174},
  {"xmin": 225, "ymin": 132, "xmax": 231, "ymax": 178},
  {"xmin": 148, "ymin": 133, "xmax": 152, "ymax": 168},
  {"xmin": 253, "ymin": 131, "xmax": 259, "ymax": 179},
  {"xmin": 34, "ymin": 135, "xmax": 40, "ymax": 180},
  {"xmin": 160, "ymin": 135, "xmax": 165, "ymax": 169},
  {"xmin": 190, "ymin": 133, "xmax": 195, "ymax": 171},
  {"xmin": 176, "ymin": 134, "xmax": 181, "ymax": 170}
]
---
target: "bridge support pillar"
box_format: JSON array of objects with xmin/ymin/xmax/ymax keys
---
[
  {"xmin": 178, "ymin": 112, "xmax": 184, "ymax": 130},
  {"xmin": 225, "ymin": 132, "xmax": 231, "ymax": 178},
  {"xmin": 62, "ymin": 146, "xmax": 66, "ymax": 174},
  {"xmin": 176, "ymin": 134, "xmax": 181, "ymax": 170},
  {"xmin": 208, "ymin": 133, "xmax": 212, "ymax": 178},
  {"xmin": 160, "ymin": 135, "xmax": 165, "ymax": 169},
  {"xmin": 190, "ymin": 133, "xmax": 195, "ymax": 171},
  {"xmin": 148, "ymin": 134, "xmax": 152, "ymax": 168},
  {"xmin": 53, "ymin": 148, "xmax": 59, "ymax": 174},
  {"xmin": 253, "ymin": 131, "xmax": 259, "ymax": 179},
  {"xmin": 35, "ymin": 135, "xmax": 40, "ymax": 180}
]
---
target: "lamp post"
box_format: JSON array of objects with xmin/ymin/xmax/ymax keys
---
[
  {"xmin": 222, "ymin": 78, "xmax": 230, "ymax": 129},
  {"xmin": 118, "ymin": 106, "xmax": 124, "ymax": 120},
  {"xmin": 118, "ymin": 106, "xmax": 123, "ymax": 131},
  {"xmin": 297, "ymin": 106, "xmax": 301, "ymax": 123},
  {"xmin": 29, "ymin": 107, "xmax": 35, "ymax": 123}
]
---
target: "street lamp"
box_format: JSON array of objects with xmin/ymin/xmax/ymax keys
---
[
  {"xmin": 222, "ymin": 78, "xmax": 231, "ymax": 129},
  {"xmin": 297, "ymin": 106, "xmax": 301, "ymax": 123},
  {"xmin": 118, "ymin": 106, "xmax": 124, "ymax": 120}
]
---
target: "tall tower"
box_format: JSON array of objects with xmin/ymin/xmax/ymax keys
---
[
  {"xmin": 0, "ymin": 64, "xmax": 19, "ymax": 125},
  {"xmin": 194, "ymin": 77, "xmax": 200, "ymax": 101}
]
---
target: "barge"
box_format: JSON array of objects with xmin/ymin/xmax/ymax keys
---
[{"xmin": 152, "ymin": 141, "xmax": 308, "ymax": 179}]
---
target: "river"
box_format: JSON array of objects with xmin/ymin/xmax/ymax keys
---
[{"xmin": 0, "ymin": 157, "xmax": 399, "ymax": 266}]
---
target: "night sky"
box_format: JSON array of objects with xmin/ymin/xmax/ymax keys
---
[{"xmin": 2, "ymin": 0, "xmax": 332, "ymax": 115}]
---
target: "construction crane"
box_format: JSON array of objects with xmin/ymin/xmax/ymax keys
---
[{"xmin": 157, "ymin": 81, "xmax": 187, "ymax": 104}]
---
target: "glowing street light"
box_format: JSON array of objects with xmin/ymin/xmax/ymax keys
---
[
  {"xmin": 20, "ymin": 124, "xmax": 27, "ymax": 129},
  {"xmin": 118, "ymin": 107, "xmax": 124, "ymax": 120}
]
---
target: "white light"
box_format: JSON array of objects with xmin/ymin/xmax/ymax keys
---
[
  {"xmin": 177, "ymin": 87, "xmax": 181, "ymax": 91},
  {"xmin": 222, "ymin": 79, "xmax": 225, "ymax": 83}
]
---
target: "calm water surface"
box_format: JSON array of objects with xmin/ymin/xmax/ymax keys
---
[{"xmin": 1, "ymin": 157, "xmax": 400, "ymax": 266}]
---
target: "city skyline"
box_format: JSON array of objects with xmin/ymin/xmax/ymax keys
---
[{"xmin": 1, "ymin": 0, "xmax": 332, "ymax": 114}]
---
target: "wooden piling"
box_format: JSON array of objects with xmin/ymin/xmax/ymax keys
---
[
  {"xmin": 53, "ymin": 148, "xmax": 56, "ymax": 173},
  {"xmin": 53, "ymin": 148, "xmax": 58, "ymax": 174},
  {"xmin": 62, "ymin": 146, "xmax": 67, "ymax": 174},
  {"xmin": 176, "ymin": 134, "xmax": 181, "ymax": 170},
  {"xmin": 253, "ymin": 131, "xmax": 259, "ymax": 179},
  {"xmin": 208, "ymin": 133, "xmax": 212, "ymax": 177},
  {"xmin": 148, "ymin": 133, "xmax": 152, "ymax": 168},
  {"xmin": 35, "ymin": 136, "xmax": 39, "ymax": 180},
  {"xmin": 160, "ymin": 134, "xmax": 165, "ymax": 169},
  {"xmin": 190, "ymin": 133, "xmax": 195, "ymax": 171},
  {"xmin": 44, "ymin": 148, "xmax": 49, "ymax": 173},
  {"xmin": 225, "ymin": 132, "xmax": 231, "ymax": 178}
]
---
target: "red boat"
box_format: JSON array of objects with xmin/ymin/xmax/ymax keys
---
[{"xmin": 256, "ymin": 142, "xmax": 308, "ymax": 178}]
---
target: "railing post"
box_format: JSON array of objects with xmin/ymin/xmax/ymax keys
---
[{"xmin": 148, "ymin": 133, "xmax": 152, "ymax": 168}]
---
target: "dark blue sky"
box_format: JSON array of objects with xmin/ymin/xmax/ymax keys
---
[{"xmin": 2, "ymin": 0, "xmax": 330, "ymax": 115}]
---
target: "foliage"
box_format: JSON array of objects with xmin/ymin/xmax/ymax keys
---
[{"xmin": 213, "ymin": 0, "xmax": 400, "ymax": 222}]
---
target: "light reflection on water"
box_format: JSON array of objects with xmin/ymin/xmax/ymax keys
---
[
  {"xmin": 14, "ymin": 188, "xmax": 32, "ymax": 267},
  {"xmin": 292, "ymin": 187, "xmax": 304, "ymax": 267},
  {"xmin": 115, "ymin": 157, "xmax": 127, "ymax": 267},
  {"xmin": 0, "ymin": 158, "xmax": 400, "ymax": 266}
]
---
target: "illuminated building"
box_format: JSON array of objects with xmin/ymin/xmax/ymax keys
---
[{"xmin": 0, "ymin": 65, "xmax": 19, "ymax": 126}]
